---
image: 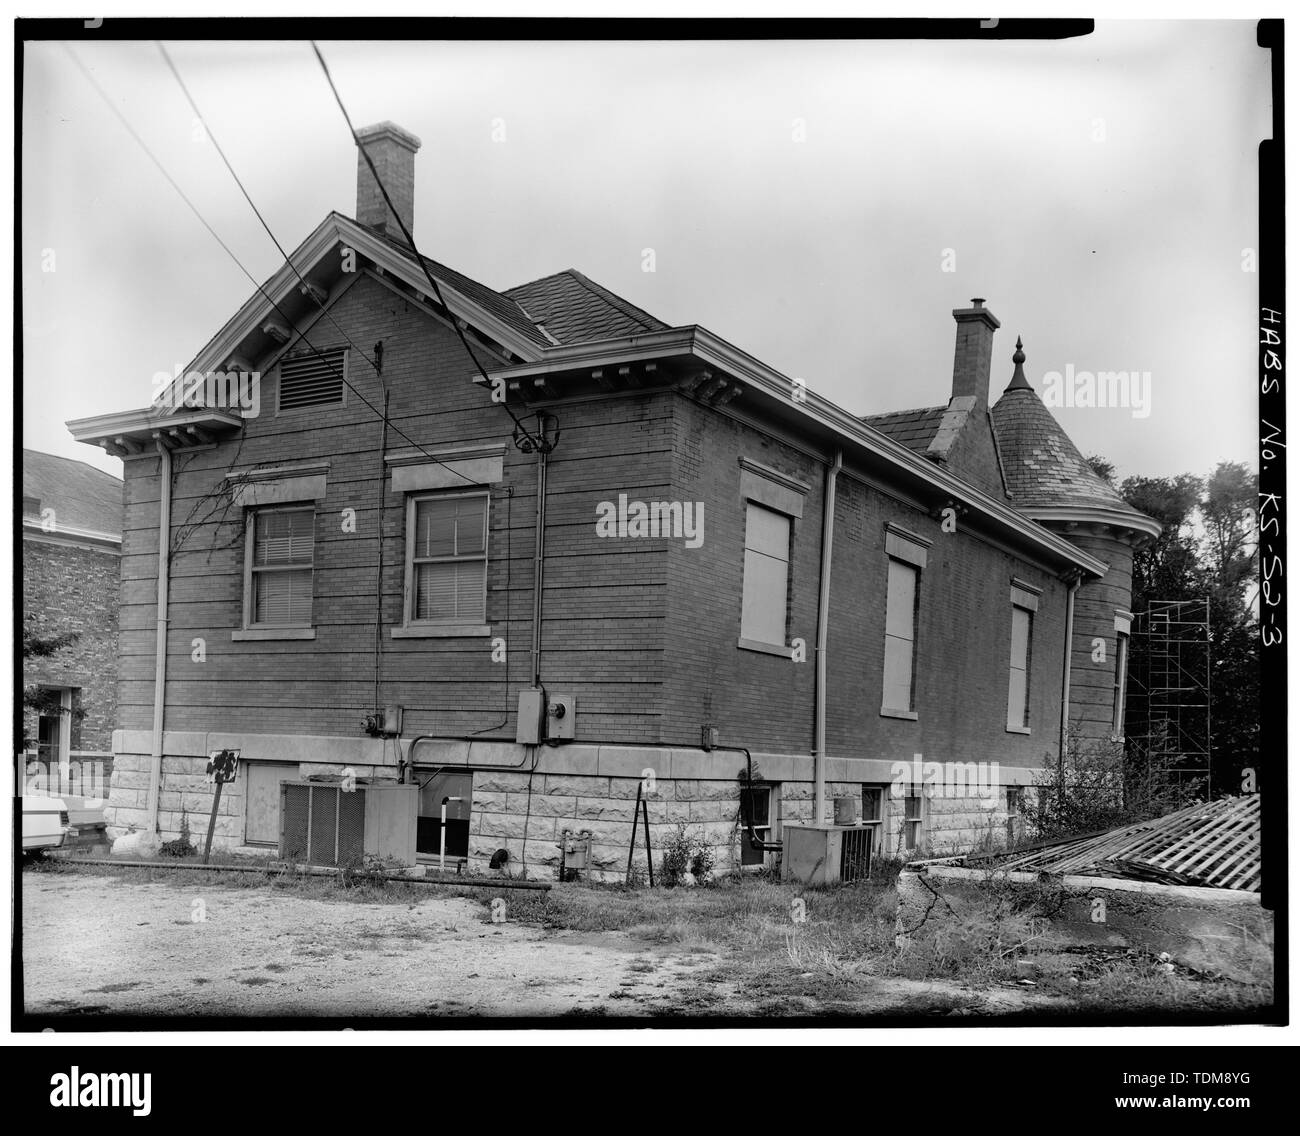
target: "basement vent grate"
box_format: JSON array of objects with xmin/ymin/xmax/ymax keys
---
[
  {"xmin": 278, "ymin": 349, "xmax": 347, "ymax": 410},
  {"xmin": 840, "ymin": 826, "xmax": 873, "ymax": 883}
]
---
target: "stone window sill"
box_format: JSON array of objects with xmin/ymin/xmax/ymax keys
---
[
  {"xmin": 880, "ymin": 707, "xmax": 919, "ymax": 721},
  {"xmin": 1005, "ymin": 725, "xmax": 1032, "ymax": 735},
  {"xmin": 737, "ymin": 637, "xmax": 795, "ymax": 658},
  {"xmin": 233, "ymin": 627, "xmax": 316, "ymax": 641},
  {"xmin": 392, "ymin": 624, "xmax": 492, "ymax": 638}
]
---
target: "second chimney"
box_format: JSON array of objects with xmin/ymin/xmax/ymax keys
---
[
  {"xmin": 950, "ymin": 297, "xmax": 1001, "ymax": 410},
  {"xmin": 355, "ymin": 121, "xmax": 422, "ymax": 242}
]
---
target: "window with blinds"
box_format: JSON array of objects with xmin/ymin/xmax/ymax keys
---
[
  {"xmin": 277, "ymin": 349, "xmax": 347, "ymax": 411},
  {"xmin": 248, "ymin": 508, "xmax": 315, "ymax": 626},
  {"xmin": 408, "ymin": 493, "xmax": 488, "ymax": 624}
]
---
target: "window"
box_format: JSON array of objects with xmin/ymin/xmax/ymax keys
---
[
  {"xmin": 1006, "ymin": 786, "xmax": 1025, "ymax": 846},
  {"xmin": 1007, "ymin": 605, "xmax": 1033, "ymax": 731},
  {"xmin": 277, "ymin": 348, "xmax": 347, "ymax": 411},
  {"xmin": 406, "ymin": 493, "xmax": 488, "ymax": 626},
  {"xmin": 861, "ymin": 785, "xmax": 885, "ymax": 858},
  {"xmin": 902, "ymin": 793, "xmax": 923, "ymax": 852},
  {"xmin": 739, "ymin": 783, "xmax": 774, "ymax": 866},
  {"xmin": 882, "ymin": 558, "xmax": 919, "ymax": 714},
  {"xmin": 740, "ymin": 502, "xmax": 791, "ymax": 649},
  {"xmin": 245, "ymin": 508, "xmax": 315, "ymax": 628},
  {"xmin": 1112, "ymin": 628, "xmax": 1131, "ymax": 738}
]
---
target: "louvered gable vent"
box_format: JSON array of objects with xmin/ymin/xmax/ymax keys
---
[{"xmin": 278, "ymin": 349, "xmax": 347, "ymax": 410}]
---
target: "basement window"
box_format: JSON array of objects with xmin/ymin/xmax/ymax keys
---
[
  {"xmin": 241, "ymin": 507, "xmax": 315, "ymax": 635},
  {"xmin": 861, "ymin": 785, "xmax": 885, "ymax": 857},
  {"xmin": 738, "ymin": 783, "xmax": 775, "ymax": 867},
  {"xmin": 396, "ymin": 492, "xmax": 490, "ymax": 637},
  {"xmin": 1006, "ymin": 786, "xmax": 1025, "ymax": 846},
  {"xmin": 902, "ymin": 793, "xmax": 923, "ymax": 852},
  {"xmin": 277, "ymin": 348, "xmax": 348, "ymax": 412}
]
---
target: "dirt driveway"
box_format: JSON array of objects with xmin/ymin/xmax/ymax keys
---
[
  {"xmin": 22, "ymin": 873, "xmax": 728, "ymax": 1019},
  {"xmin": 22, "ymin": 868, "xmax": 1074, "ymax": 1021}
]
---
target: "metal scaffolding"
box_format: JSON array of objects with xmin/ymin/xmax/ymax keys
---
[{"xmin": 1126, "ymin": 599, "xmax": 1211, "ymax": 792}]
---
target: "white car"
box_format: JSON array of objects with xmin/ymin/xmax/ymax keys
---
[{"xmin": 22, "ymin": 796, "xmax": 72, "ymax": 853}]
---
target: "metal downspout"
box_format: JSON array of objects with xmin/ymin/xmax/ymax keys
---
[
  {"xmin": 1059, "ymin": 572, "xmax": 1081, "ymax": 810},
  {"xmin": 530, "ymin": 443, "xmax": 548, "ymax": 688},
  {"xmin": 814, "ymin": 449, "xmax": 843, "ymax": 827},
  {"xmin": 145, "ymin": 440, "xmax": 173, "ymax": 834}
]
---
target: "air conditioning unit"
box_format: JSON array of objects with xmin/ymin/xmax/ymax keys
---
[
  {"xmin": 781, "ymin": 824, "xmax": 873, "ymax": 885},
  {"xmin": 278, "ymin": 781, "xmax": 418, "ymax": 868}
]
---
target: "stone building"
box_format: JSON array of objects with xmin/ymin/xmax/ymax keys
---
[
  {"xmin": 68, "ymin": 122, "xmax": 1158, "ymax": 878},
  {"xmin": 21, "ymin": 449, "xmax": 123, "ymax": 799}
]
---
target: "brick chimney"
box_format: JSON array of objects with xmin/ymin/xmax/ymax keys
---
[
  {"xmin": 355, "ymin": 122, "xmax": 422, "ymax": 241},
  {"xmin": 950, "ymin": 297, "xmax": 1001, "ymax": 409}
]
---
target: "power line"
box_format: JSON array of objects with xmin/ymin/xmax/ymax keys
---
[
  {"xmin": 156, "ymin": 41, "xmax": 381, "ymax": 377},
  {"xmin": 61, "ymin": 43, "xmax": 484, "ymax": 490},
  {"xmin": 309, "ymin": 40, "xmax": 553, "ymax": 454}
]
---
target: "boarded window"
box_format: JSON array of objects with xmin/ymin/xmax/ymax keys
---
[
  {"xmin": 278, "ymin": 349, "xmax": 347, "ymax": 411},
  {"xmin": 249, "ymin": 508, "xmax": 314, "ymax": 626},
  {"xmin": 410, "ymin": 494, "xmax": 488, "ymax": 623},
  {"xmin": 882, "ymin": 558, "xmax": 919, "ymax": 711},
  {"xmin": 740, "ymin": 502, "xmax": 790, "ymax": 647},
  {"xmin": 1007, "ymin": 605, "xmax": 1033, "ymax": 729}
]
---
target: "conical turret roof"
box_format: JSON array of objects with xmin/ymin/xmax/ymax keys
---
[{"xmin": 990, "ymin": 339, "xmax": 1159, "ymax": 535}]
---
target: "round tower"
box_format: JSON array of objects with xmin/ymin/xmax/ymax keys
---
[{"xmin": 991, "ymin": 339, "xmax": 1161, "ymax": 747}]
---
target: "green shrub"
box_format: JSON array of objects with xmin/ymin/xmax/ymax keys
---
[{"xmin": 659, "ymin": 823, "xmax": 716, "ymax": 887}]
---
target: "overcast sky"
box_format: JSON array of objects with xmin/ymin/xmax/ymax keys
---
[{"xmin": 22, "ymin": 23, "xmax": 1269, "ymax": 487}]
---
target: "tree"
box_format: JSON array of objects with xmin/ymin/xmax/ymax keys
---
[
  {"xmin": 1114, "ymin": 466, "xmax": 1259, "ymax": 800},
  {"xmin": 21, "ymin": 620, "xmax": 83, "ymax": 750}
]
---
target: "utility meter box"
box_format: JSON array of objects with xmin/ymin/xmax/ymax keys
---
[{"xmin": 547, "ymin": 695, "xmax": 576, "ymax": 741}]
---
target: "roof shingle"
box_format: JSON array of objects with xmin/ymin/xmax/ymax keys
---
[
  {"xmin": 861, "ymin": 406, "xmax": 947, "ymax": 454},
  {"xmin": 23, "ymin": 449, "xmax": 123, "ymax": 539},
  {"xmin": 503, "ymin": 269, "xmax": 668, "ymax": 345}
]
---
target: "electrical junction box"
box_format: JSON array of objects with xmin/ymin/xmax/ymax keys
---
[
  {"xmin": 547, "ymin": 695, "xmax": 576, "ymax": 741},
  {"xmin": 516, "ymin": 689, "xmax": 546, "ymax": 744},
  {"xmin": 381, "ymin": 705, "xmax": 403, "ymax": 737}
]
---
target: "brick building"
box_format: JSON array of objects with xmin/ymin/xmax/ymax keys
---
[
  {"xmin": 68, "ymin": 122, "xmax": 1158, "ymax": 878},
  {"xmin": 21, "ymin": 449, "xmax": 123, "ymax": 799}
]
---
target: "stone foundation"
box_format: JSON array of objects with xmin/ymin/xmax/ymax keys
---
[{"xmin": 104, "ymin": 730, "xmax": 1037, "ymax": 876}]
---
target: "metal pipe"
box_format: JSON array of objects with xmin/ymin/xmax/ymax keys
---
[
  {"xmin": 813, "ymin": 449, "xmax": 843, "ymax": 826},
  {"xmin": 1059, "ymin": 572, "xmax": 1082, "ymax": 812},
  {"xmin": 530, "ymin": 440, "xmax": 549, "ymax": 687},
  {"xmin": 144, "ymin": 441, "xmax": 173, "ymax": 836},
  {"xmin": 440, "ymin": 795, "xmax": 462, "ymax": 872}
]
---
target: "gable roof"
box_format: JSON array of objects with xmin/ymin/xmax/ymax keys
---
[
  {"xmin": 861, "ymin": 405, "xmax": 947, "ymax": 454},
  {"xmin": 503, "ymin": 269, "xmax": 669, "ymax": 345},
  {"xmin": 22, "ymin": 449, "xmax": 123, "ymax": 541},
  {"xmin": 372, "ymin": 227, "xmax": 552, "ymax": 350}
]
